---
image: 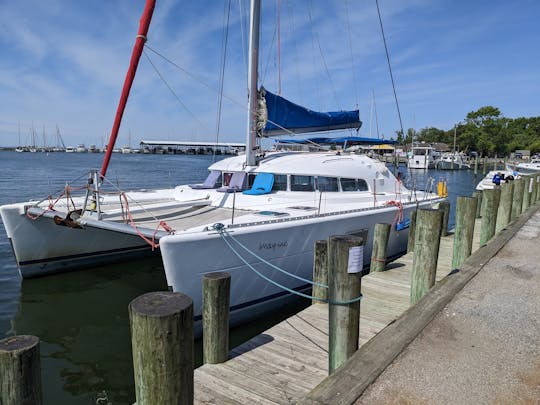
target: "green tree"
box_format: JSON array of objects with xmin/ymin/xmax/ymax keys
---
[
  {"xmin": 464, "ymin": 106, "xmax": 504, "ymax": 156},
  {"xmin": 392, "ymin": 108, "xmax": 540, "ymax": 156},
  {"xmin": 416, "ymin": 127, "xmax": 448, "ymax": 143}
]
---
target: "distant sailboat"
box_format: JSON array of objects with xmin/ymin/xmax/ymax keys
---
[{"xmin": 15, "ymin": 121, "xmax": 24, "ymax": 152}]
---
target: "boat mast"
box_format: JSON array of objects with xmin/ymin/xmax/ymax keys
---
[
  {"xmin": 246, "ymin": 0, "xmax": 261, "ymax": 167},
  {"xmin": 100, "ymin": 0, "xmax": 156, "ymax": 178}
]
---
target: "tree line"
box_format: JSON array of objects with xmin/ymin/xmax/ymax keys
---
[{"xmin": 395, "ymin": 106, "xmax": 540, "ymax": 157}]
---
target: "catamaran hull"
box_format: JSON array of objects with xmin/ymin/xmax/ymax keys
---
[
  {"xmin": 0, "ymin": 204, "xmax": 154, "ymax": 277},
  {"xmin": 159, "ymin": 202, "xmax": 436, "ymax": 332}
]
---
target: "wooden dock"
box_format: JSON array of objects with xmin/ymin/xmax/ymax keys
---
[{"xmin": 193, "ymin": 219, "xmax": 482, "ymax": 404}]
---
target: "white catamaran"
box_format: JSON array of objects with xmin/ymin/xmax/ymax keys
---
[{"xmin": 0, "ymin": 0, "xmax": 443, "ymax": 329}]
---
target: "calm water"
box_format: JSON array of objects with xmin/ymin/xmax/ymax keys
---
[{"xmin": 0, "ymin": 151, "xmax": 482, "ymax": 404}]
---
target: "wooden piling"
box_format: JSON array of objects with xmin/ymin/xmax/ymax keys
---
[
  {"xmin": 452, "ymin": 196, "xmax": 477, "ymax": 269},
  {"xmin": 532, "ymin": 174, "xmax": 540, "ymax": 204},
  {"xmin": 0, "ymin": 335, "xmax": 42, "ymax": 405},
  {"xmin": 129, "ymin": 292, "xmax": 194, "ymax": 405},
  {"xmin": 483, "ymin": 156, "xmax": 487, "ymax": 174},
  {"xmin": 473, "ymin": 191, "xmax": 483, "ymax": 218},
  {"xmin": 474, "ymin": 155, "xmax": 478, "ymax": 175},
  {"xmin": 328, "ymin": 235, "xmax": 364, "ymax": 374},
  {"xmin": 370, "ymin": 223, "xmax": 391, "ymax": 273},
  {"xmin": 531, "ymin": 176, "xmax": 536, "ymax": 203},
  {"xmin": 203, "ymin": 272, "xmax": 231, "ymax": 364},
  {"xmin": 496, "ymin": 181, "xmax": 513, "ymax": 233},
  {"xmin": 480, "ymin": 188, "xmax": 501, "ymax": 246},
  {"xmin": 410, "ymin": 209, "xmax": 443, "ymax": 305},
  {"xmin": 406, "ymin": 209, "xmax": 417, "ymax": 253},
  {"xmin": 522, "ymin": 176, "xmax": 531, "ymax": 212},
  {"xmin": 312, "ymin": 240, "xmax": 328, "ymax": 304},
  {"xmin": 511, "ymin": 178, "xmax": 524, "ymax": 220},
  {"xmin": 438, "ymin": 201, "xmax": 450, "ymax": 236}
]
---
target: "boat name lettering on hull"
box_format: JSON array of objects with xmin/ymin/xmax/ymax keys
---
[{"xmin": 259, "ymin": 241, "xmax": 288, "ymax": 251}]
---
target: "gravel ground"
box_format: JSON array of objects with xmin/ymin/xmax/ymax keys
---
[{"xmin": 357, "ymin": 212, "xmax": 540, "ymax": 405}]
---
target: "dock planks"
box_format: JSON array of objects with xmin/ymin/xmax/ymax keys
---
[{"xmin": 193, "ymin": 219, "xmax": 482, "ymax": 404}]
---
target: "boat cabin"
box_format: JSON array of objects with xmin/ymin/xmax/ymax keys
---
[{"xmin": 190, "ymin": 151, "xmax": 393, "ymax": 195}]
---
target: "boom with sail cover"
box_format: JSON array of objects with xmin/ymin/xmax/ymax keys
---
[{"xmin": 260, "ymin": 87, "xmax": 362, "ymax": 136}]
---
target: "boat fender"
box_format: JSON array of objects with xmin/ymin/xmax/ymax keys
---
[
  {"xmin": 437, "ymin": 180, "xmax": 448, "ymax": 197},
  {"xmin": 396, "ymin": 218, "xmax": 410, "ymax": 231}
]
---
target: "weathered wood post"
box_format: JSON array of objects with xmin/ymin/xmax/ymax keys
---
[
  {"xmin": 522, "ymin": 176, "xmax": 531, "ymax": 212},
  {"xmin": 533, "ymin": 175, "xmax": 540, "ymax": 204},
  {"xmin": 452, "ymin": 196, "xmax": 478, "ymax": 269},
  {"xmin": 511, "ymin": 178, "xmax": 524, "ymax": 220},
  {"xmin": 328, "ymin": 235, "xmax": 364, "ymax": 374},
  {"xmin": 203, "ymin": 272, "xmax": 231, "ymax": 364},
  {"xmin": 496, "ymin": 181, "xmax": 513, "ymax": 233},
  {"xmin": 406, "ymin": 209, "xmax": 417, "ymax": 253},
  {"xmin": 483, "ymin": 156, "xmax": 487, "ymax": 174},
  {"xmin": 410, "ymin": 209, "xmax": 443, "ymax": 305},
  {"xmin": 532, "ymin": 175, "xmax": 537, "ymax": 203},
  {"xmin": 473, "ymin": 191, "xmax": 483, "ymax": 218},
  {"xmin": 474, "ymin": 155, "xmax": 478, "ymax": 175},
  {"xmin": 531, "ymin": 175, "xmax": 537, "ymax": 203},
  {"xmin": 312, "ymin": 240, "xmax": 328, "ymax": 304},
  {"xmin": 438, "ymin": 201, "xmax": 450, "ymax": 236},
  {"xmin": 130, "ymin": 292, "xmax": 194, "ymax": 405},
  {"xmin": 370, "ymin": 223, "xmax": 391, "ymax": 273},
  {"xmin": 480, "ymin": 188, "xmax": 501, "ymax": 246},
  {"xmin": 0, "ymin": 335, "xmax": 42, "ymax": 405}
]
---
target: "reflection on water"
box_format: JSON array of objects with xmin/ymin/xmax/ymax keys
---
[{"xmin": 13, "ymin": 258, "xmax": 167, "ymax": 404}]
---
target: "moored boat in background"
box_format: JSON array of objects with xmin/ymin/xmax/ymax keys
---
[
  {"xmin": 506, "ymin": 158, "xmax": 540, "ymax": 174},
  {"xmin": 436, "ymin": 152, "xmax": 471, "ymax": 170},
  {"xmin": 408, "ymin": 145, "xmax": 437, "ymax": 169}
]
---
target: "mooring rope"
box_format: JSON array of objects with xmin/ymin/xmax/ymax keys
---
[{"xmin": 212, "ymin": 223, "xmax": 362, "ymax": 305}]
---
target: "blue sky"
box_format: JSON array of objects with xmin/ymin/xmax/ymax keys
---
[{"xmin": 1, "ymin": 0, "xmax": 539, "ymax": 148}]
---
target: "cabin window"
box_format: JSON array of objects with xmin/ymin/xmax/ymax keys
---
[
  {"xmin": 247, "ymin": 173, "xmax": 256, "ymax": 187},
  {"xmin": 272, "ymin": 174, "xmax": 288, "ymax": 191},
  {"xmin": 290, "ymin": 175, "xmax": 315, "ymax": 191},
  {"xmin": 317, "ymin": 176, "xmax": 339, "ymax": 192},
  {"xmin": 340, "ymin": 178, "xmax": 369, "ymax": 192},
  {"xmin": 223, "ymin": 172, "xmax": 233, "ymax": 186},
  {"xmin": 358, "ymin": 179, "xmax": 368, "ymax": 191}
]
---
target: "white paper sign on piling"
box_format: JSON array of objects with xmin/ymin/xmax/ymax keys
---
[{"xmin": 347, "ymin": 246, "xmax": 363, "ymax": 273}]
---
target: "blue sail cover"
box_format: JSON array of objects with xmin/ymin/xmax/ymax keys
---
[{"xmin": 262, "ymin": 89, "xmax": 361, "ymax": 136}]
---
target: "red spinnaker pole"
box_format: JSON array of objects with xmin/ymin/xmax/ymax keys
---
[{"xmin": 100, "ymin": 0, "xmax": 156, "ymax": 178}]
